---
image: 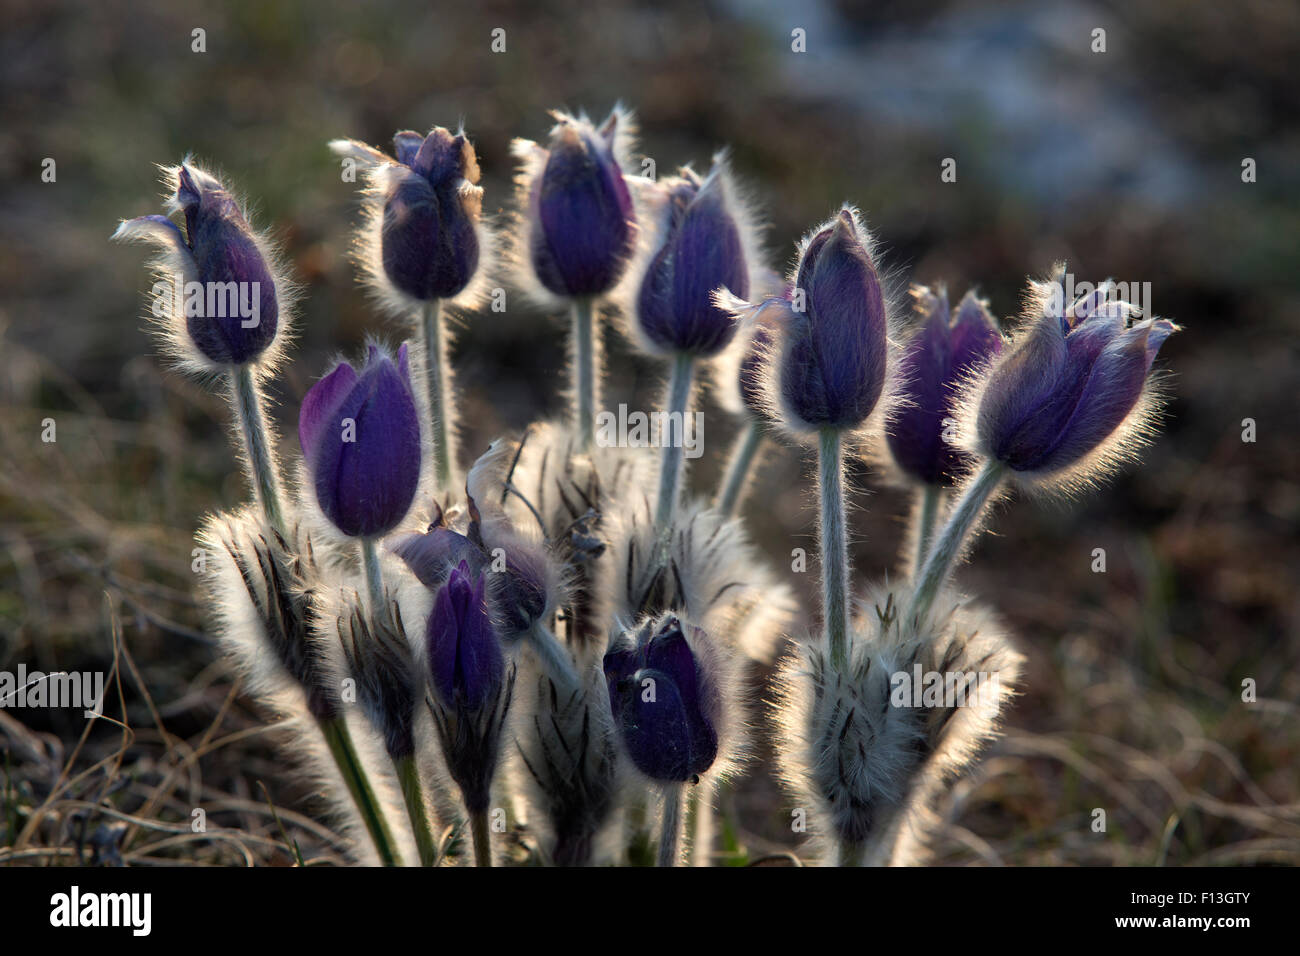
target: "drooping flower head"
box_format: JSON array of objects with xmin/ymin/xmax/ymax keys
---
[
  {"xmin": 394, "ymin": 440, "xmax": 565, "ymax": 648},
  {"xmin": 633, "ymin": 154, "xmax": 757, "ymax": 357},
  {"xmin": 603, "ymin": 614, "xmax": 721, "ymax": 783},
  {"xmin": 329, "ymin": 126, "xmax": 489, "ymax": 314},
  {"xmin": 887, "ymin": 287, "xmax": 1003, "ymax": 486},
  {"xmin": 113, "ymin": 162, "xmax": 289, "ymax": 372},
  {"xmin": 959, "ymin": 266, "xmax": 1177, "ymax": 489},
  {"xmin": 511, "ymin": 107, "xmax": 638, "ymax": 302},
  {"xmin": 298, "ymin": 343, "xmax": 422, "ymax": 538},
  {"xmin": 763, "ymin": 207, "xmax": 893, "ymax": 436}
]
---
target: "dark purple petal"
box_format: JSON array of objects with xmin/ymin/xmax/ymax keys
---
[
  {"xmin": 427, "ymin": 562, "xmax": 504, "ymax": 711},
  {"xmin": 175, "ymin": 166, "xmax": 279, "ymax": 365},
  {"xmin": 302, "ymin": 346, "xmax": 421, "ymax": 537},
  {"xmin": 978, "ymin": 280, "xmax": 1175, "ymax": 475},
  {"xmin": 381, "ymin": 164, "xmax": 480, "ymax": 301},
  {"xmin": 298, "ymin": 361, "xmax": 358, "ymax": 464},
  {"xmin": 887, "ymin": 289, "xmax": 1002, "ymax": 485},
  {"xmin": 390, "ymin": 527, "xmax": 483, "ymax": 588},
  {"xmin": 780, "ymin": 212, "xmax": 887, "ymax": 429},
  {"xmin": 393, "ymin": 131, "xmax": 424, "ymax": 167},
  {"xmin": 602, "ymin": 616, "xmax": 719, "ymax": 782},
  {"xmin": 637, "ymin": 172, "xmax": 748, "ymax": 356},
  {"xmin": 529, "ymin": 119, "xmax": 636, "ymax": 298}
]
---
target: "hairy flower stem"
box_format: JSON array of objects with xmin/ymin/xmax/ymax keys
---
[
  {"xmin": 319, "ymin": 715, "xmax": 403, "ymax": 866},
  {"xmin": 684, "ymin": 780, "xmax": 715, "ymax": 867},
  {"xmin": 396, "ymin": 754, "xmax": 438, "ymax": 867},
  {"xmin": 657, "ymin": 784, "xmax": 684, "ymax": 867},
  {"xmin": 420, "ymin": 299, "xmax": 454, "ymax": 489},
  {"xmin": 912, "ymin": 484, "xmax": 941, "ymax": 578},
  {"xmin": 529, "ymin": 622, "xmax": 579, "ymax": 688},
  {"xmin": 715, "ymin": 419, "xmax": 765, "ymax": 518},
  {"xmin": 469, "ymin": 809, "xmax": 493, "ymax": 867},
  {"xmin": 654, "ymin": 352, "xmax": 695, "ymax": 547},
  {"xmin": 818, "ymin": 428, "xmax": 850, "ymax": 669},
  {"xmin": 231, "ymin": 365, "xmax": 286, "ymax": 533},
  {"xmin": 360, "ymin": 538, "xmax": 385, "ymax": 615},
  {"xmin": 909, "ymin": 459, "xmax": 1006, "ymax": 627},
  {"xmin": 572, "ymin": 297, "xmax": 597, "ymax": 451}
]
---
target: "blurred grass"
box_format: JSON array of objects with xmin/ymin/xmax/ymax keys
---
[{"xmin": 2, "ymin": 0, "xmax": 1298, "ymax": 865}]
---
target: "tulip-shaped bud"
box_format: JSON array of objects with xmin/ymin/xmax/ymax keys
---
[
  {"xmin": 426, "ymin": 561, "xmax": 514, "ymax": 811},
  {"xmin": 512, "ymin": 107, "xmax": 637, "ymax": 300},
  {"xmin": 634, "ymin": 156, "xmax": 755, "ymax": 357},
  {"xmin": 887, "ymin": 288, "xmax": 1003, "ymax": 486},
  {"xmin": 603, "ymin": 614, "xmax": 720, "ymax": 783},
  {"xmin": 966, "ymin": 268, "xmax": 1177, "ymax": 484},
  {"xmin": 774, "ymin": 208, "xmax": 891, "ymax": 434},
  {"xmin": 298, "ymin": 343, "xmax": 421, "ymax": 538},
  {"xmin": 113, "ymin": 163, "xmax": 287, "ymax": 369},
  {"xmin": 329, "ymin": 126, "xmax": 486, "ymax": 309}
]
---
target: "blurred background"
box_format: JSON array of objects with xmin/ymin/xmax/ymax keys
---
[{"xmin": 1, "ymin": 0, "xmax": 1297, "ymax": 865}]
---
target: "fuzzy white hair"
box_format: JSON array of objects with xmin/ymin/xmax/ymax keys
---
[{"xmin": 773, "ymin": 578, "xmax": 1023, "ymax": 865}]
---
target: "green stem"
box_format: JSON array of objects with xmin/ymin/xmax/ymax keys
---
[
  {"xmin": 818, "ymin": 428, "xmax": 849, "ymax": 669},
  {"xmin": 654, "ymin": 352, "xmax": 695, "ymax": 538},
  {"xmin": 470, "ymin": 809, "xmax": 492, "ymax": 867},
  {"xmin": 715, "ymin": 419, "xmax": 765, "ymax": 518},
  {"xmin": 909, "ymin": 459, "xmax": 1005, "ymax": 628},
  {"xmin": 360, "ymin": 538, "xmax": 385, "ymax": 615},
  {"xmin": 231, "ymin": 364, "xmax": 285, "ymax": 533},
  {"xmin": 912, "ymin": 484, "xmax": 941, "ymax": 578},
  {"xmin": 318, "ymin": 715, "xmax": 403, "ymax": 866},
  {"xmin": 396, "ymin": 754, "xmax": 438, "ymax": 867},
  {"xmin": 572, "ymin": 297, "xmax": 597, "ymax": 451},
  {"xmin": 657, "ymin": 784, "xmax": 684, "ymax": 867},
  {"xmin": 420, "ymin": 299, "xmax": 454, "ymax": 489}
]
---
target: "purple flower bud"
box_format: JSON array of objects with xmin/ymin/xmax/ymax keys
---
[
  {"xmin": 298, "ymin": 343, "xmax": 421, "ymax": 538},
  {"xmin": 113, "ymin": 164, "xmax": 280, "ymax": 366},
  {"xmin": 975, "ymin": 275, "xmax": 1177, "ymax": 476},
  {"xmin": 635, "ymin": 160, "xmax": 751, "ymax": 356},
  {"xmin": 523, "ymin": 109, "xmax": 636, "ymax": 298},
  {"xmin": 380, "ymin": 127, "xmax": 482, "ymax": 301},
  {"xmin": 887, "ymin": 288, "xmax": 1003, "ymax": 485},
  {"xmin": 778, "ymin": 209, "xmax": 889, "ymax": 431},
  {"xmin": 603, "ymin": 615, "xmax": 719, "ymax": 783},
  {"xmin": 426, "ymin": 561, "xmax": 505, "ymax": 712}
]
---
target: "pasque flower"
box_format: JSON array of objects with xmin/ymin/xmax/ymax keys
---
[
  {"xmin": 967, "ymin": 269, "xmax": 1177, "ymax": 483},
  {"xmin": 113, "ymin": 163, "xmax": 284, "ymax": 369},
  {"xmin": 329, "ymin": 126, "xmax": 485, "ymax": 308},
  {"xmin": 298, "ymin": 343, "xmax": 421, "ymax": 538},
  {"xmin": 774, "ymin": 208, "xmax": 890, "ymax": 434},
  {"xmin": 427, "ymin": 561, "xmax": 506, "ymax": 712},
  {"xmin": 604, "ymin": 614, "xmax": 720, "ymax": 783},
  {"xmin": 425, "ymin": 560, "xmax": 514, "ymax": 827},
  {"xmin": 635, "ymin": 156, "xmax": 753, "ymax": 357},
  {"xmin": 513, "ymin": 107, "xmax": 637, "ymax": 300},
  {"xmin": 887, "ymin": 287, "xmax": 1003, "ymax": 486}
]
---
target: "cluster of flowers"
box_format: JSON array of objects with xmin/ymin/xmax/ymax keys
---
[{"xmin": 113, "ymin": 106, "xmax": 1176, "ymax": 866}]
